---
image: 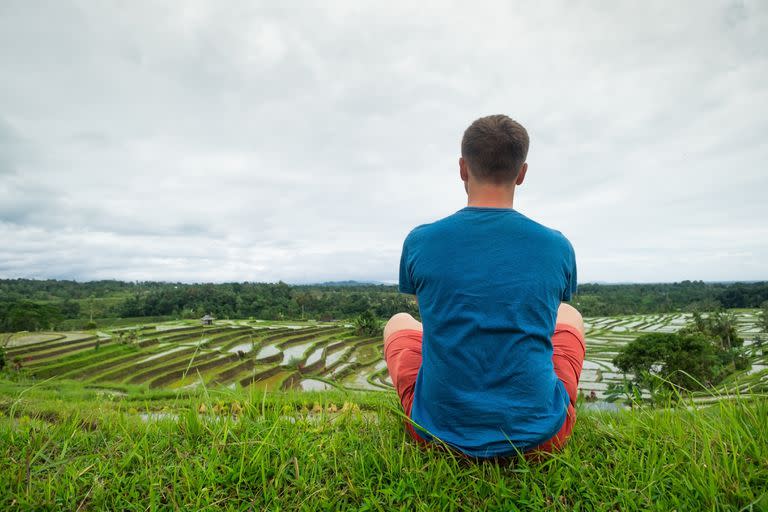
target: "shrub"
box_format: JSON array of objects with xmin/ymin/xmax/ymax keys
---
[
  {"xmin": 614, "ymin": 310, "xmax": 753, "ymax": 397},
  {"xmin": 613, "ymin": 332, "xmax": 723, "ymax": 393},
  {"xmin": 760, "ymin": 301, "xmax": 768, "ymax": 336},
  {"xmin": 680, "ymin": 310, "xmax": 743, "ymax": 350},
  {"xmin": 354, "ymin": 310, "xmax": 381, "ymax": 337}
]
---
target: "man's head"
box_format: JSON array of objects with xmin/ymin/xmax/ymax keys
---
[{"xmin": 460, "ymin": 114, "xmax": 529, "ymax": 185}]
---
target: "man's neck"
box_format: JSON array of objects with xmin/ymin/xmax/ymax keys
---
[{"xmin": 466, "ymin": 184, "xmax": 516, "ymax": 209}]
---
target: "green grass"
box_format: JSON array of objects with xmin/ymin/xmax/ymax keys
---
[{"xmin": 0, "ymin": 377, "xmax": 765, "ymax": 511}]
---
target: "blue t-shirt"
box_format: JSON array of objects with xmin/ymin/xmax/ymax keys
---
[{"xmin": 399, "ymin": 206, "xmax": 577, "ymax": 457}]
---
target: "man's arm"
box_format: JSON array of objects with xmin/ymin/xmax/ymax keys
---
[{"xmin": 561, "ymin": 238, "xmax": 578, "ymax": 302}]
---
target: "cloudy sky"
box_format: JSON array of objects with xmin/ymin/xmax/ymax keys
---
[{"xmin": 1, "ymin": 1, "xmax": 766, "ymax": 284}]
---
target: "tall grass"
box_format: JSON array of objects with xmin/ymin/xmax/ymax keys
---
[{"xmin": 0, "ymin": 378, "xmax": 766, "ymax": 511}]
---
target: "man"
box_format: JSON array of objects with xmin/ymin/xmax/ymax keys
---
[{"xmin": 383, "ymin": 114, "xmax": 586, "ymax": 458}]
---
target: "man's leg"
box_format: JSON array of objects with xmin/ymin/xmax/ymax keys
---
[
  {"xmin": 383, "ymin": 312, "xmax": 422, "ymax": 350},
  {"xmin": 552, "ymin": 303, "xmax": 586, "ymax": 405},
  {"xmin": 531, "ymin": 303, "xmax": 586, "ymax": 453},
  {"xmin": 383, "ymin": 313, "xmax": 427, "ymax": 443}
]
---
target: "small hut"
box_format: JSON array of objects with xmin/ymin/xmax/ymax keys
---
[{"xmin": 201, "ymin": 314, "xmax": 215, "ymax": 326}]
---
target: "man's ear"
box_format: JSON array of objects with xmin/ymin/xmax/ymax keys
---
[
  {"xmin": 515, "ymin": 163, "xmax": 528, "ymax": 186},
  {"xmin": 459, "ymin": 157, "xmax": 469, "ymax": 183}
]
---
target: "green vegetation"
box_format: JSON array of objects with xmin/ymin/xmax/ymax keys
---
[
  {"xmin": 2, "ymin": 309, "xmax": 766, "ymax": 403},
  {"xmin": 0, "ymin": 306, "xmax": 766, "ymax": 509},
  {"xmin": 614, "ymin": 332, "xmax": 730, "ymax": 393},
  {"xmin": 573, "ymin": 280, "xmax": 768, "ymax": 315},
  {"xmin": 4, "ymin": 279, "xmax": 768, "ymax": 332},
  {"xmin": 0, "ymin": 300, "xmax": 63, "ymax": 332},
  {"xmin": 682, "ymin": 310, "xmax": 744, "ymax": 351},
  {"xmin": 354, "ymin": 309, "xmax": 382, "ymax": 337},
  {"xmin": 0, "ymin": 378, "xmax": 765, "ymax": 510},
  {"xmin": 2, "ymin": 321, "xmax": 390, "ymax": 393},
  {"xmin": 613, "ymin": 310, "xmax": 754, "ymax": 399}
]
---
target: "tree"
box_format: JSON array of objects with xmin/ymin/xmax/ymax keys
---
[
  {"xmin": 760, "ymin": 301, "xmax": 768, "ymax": 334},
  {"xmin": 681, "ymin": 310, "xmax": 743, "ymax": 351},
  {"xmin": 613, "ymin": 332, "xmax": 723, "ymax": 394},
  {"xmin": 354, "ymin": 310, "xmax": 382, "ymax": 337},
  {"xmin": 59, "ymin": 299, "xmax": 81, "ymax": 318},
  {"xmin": 87, "ymin": 295, "xmax": 96, "ymax": 323},
  {"xmin": 0, "ymin": 301, "xmax": 62, "ymax": 332}
]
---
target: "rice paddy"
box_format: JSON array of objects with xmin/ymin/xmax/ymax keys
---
[{"xmin": 4, "ymin": 311, "xmax": 766, "ymax": 399}]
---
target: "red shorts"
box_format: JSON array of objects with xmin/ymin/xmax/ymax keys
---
[{"xmin": 383, "ymin": 323, "xmax": 586, "ymax": 455}]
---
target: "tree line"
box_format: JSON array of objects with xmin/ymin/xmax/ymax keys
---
[{"xmin": 1, "ymin": 278, "xmax": 767, "ymax": 332}]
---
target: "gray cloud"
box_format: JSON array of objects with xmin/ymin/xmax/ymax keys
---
[{"xmin": 0, "ymin": 1, "xmax": 766, "ymax": 283}]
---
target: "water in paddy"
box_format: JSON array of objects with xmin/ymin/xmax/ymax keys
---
[
  {"xmin": 256, "ymin": 344, "xmax": 281, "ymax": 359},
  {"xmin": 137, "ymin": 346, "xmax": 187, "ymax": 363},
  {"xmin": 228, "ymin": 342, "xmax": 256, "ymax": 354},
  {"xmin": 281, "ymin": 340, "xmax": 317, "ymax": 365},
  {"xmin": 140, "ymin": 412, "xmax": 179, "ymax": 422},
  {"xmin": 181, "ymin": 338, "xmax": 210, "ymax": 347},
  {"xmin": 579, "ymin": 382, "xmax": 610, "ymax": 392},
  {"xmin": 582, "ymin": 359, "xmax": 619, "ymax": 372},
  {"xmin": 300, "ymin": 378, "xmax": 333, "ymax": 391},
  {"xmin": 342, "ymin": 368, "xmax": 380, "ymax": 390},
  {"xmin": 326, "ymin": 347, "xmax": 351, "ymax": 366},
  {"xmin": 581, "ymin": 401, "xmax": 623, "ymax": 412},
  {"xmin": 155, "ymin": 324, "xmax": 192, "ymax": 331},
  {"xmin": 331, "ymin": 362, "xmax": 353, "ymax": 377},
  {"xmin": 305, "ymin": 345, "xmax": 325, "ymax": 366},
  {"xmin": 348, "ymin": 344, "xmax": 379, "ymax": 364},
  {"xmin": 6, "ymin": 333, "xmax": 63, "ymax": 347}
]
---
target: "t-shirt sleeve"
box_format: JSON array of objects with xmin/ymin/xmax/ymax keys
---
[
  {"xmin": 561, "ymin": 240, "xmax": 578, "ymax": 302},
  {"xmin": 398, "ymin": 234, "xmax": 416, "ymax": 295}
]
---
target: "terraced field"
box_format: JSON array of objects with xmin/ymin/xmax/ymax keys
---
[
  {"xmin": 4, "ymin": 311, "xmax": 766, "ymax": 398},
  {"xmin": 5, "ymin": 321, "xmax": 390, "ymax": 393},
  {"xmin": 583, "ymin": 311, "xmax": 767, "ymax": 398}
]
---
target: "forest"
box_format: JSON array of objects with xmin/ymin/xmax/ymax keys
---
[{"xmin": 1, "ymin": 278, "xmax": 767, "ymax": 332}]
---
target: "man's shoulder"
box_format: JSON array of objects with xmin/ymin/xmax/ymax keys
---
[
  {"xmin": 516, "ymin": 212, "xmax": 574, "ymax": 249},
  {"xmin": 403, "ymin": 211, "xmax": 459, "ymax": 241},
  {"xmin": 404, "ymin": 208, "xmax": 574, "ymax": 254}
]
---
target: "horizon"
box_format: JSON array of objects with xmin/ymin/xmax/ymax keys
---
[
  {"xmin": 1, "ymin": 2, "xmax": 766, "ymax": 284},
  {"xmin": 1, "ymin": 276, "xmax": 766, "ymax": 287}
]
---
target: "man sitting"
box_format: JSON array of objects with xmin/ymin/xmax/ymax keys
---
[{"xmin": 383, "ymin": 114, "xmax": 586, "ymax": 458}]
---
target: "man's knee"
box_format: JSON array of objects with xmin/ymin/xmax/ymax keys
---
[
  {"xmin": 556, "ymin": 303, "xmax": 585, "ymax": 338},
  {"xmin": 383, "ymin": 312, "xmax": 422, "ymax": 343}
]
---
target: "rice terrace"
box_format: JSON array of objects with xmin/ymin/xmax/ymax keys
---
[
  {"xmin": 1, "ymin": 280, "xmax": 767, "ymax": 510},
  {"xmin": 3, "ymin": 311, "xmax": 767, "ymax": 400}
]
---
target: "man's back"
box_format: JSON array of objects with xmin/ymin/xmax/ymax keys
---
[{"xmin": 399, "ymin": 206, "xmax": 577, "ymax": 457}]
